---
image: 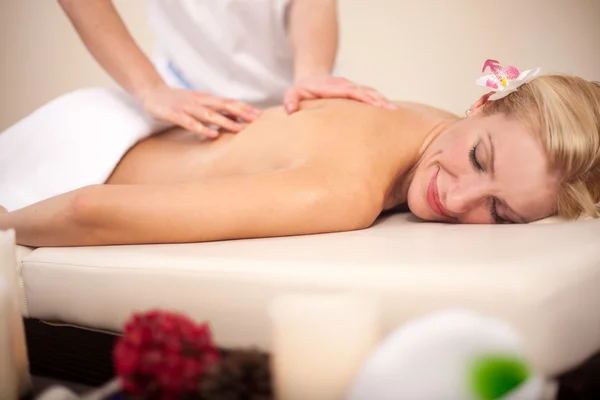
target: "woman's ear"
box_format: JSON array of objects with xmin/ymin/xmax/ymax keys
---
[{"xmin": 467, "ymin": 92, "xmax": 494, "ymax": 116}]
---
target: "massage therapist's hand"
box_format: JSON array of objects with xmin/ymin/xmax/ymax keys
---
[
  {"xmin": 283, "ymin": 75, "xmax": 396, "ymax": 114},
  {"xmin": 139, "ymin": 84, "xmax": 262, "ymax": 138}
]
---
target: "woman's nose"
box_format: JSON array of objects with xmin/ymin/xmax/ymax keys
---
[{"xmin": 445, "ymin": 180, "xmax": 488, "ymax": 216}]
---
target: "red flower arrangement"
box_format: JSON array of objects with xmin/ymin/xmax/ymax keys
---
[
  {"xmin": 113, "ymin": 310, "xmax": 221, "ymax": 400},
  {"xmin": 110, "ymin": 309, "xmax": 272, "ymax": 400}
]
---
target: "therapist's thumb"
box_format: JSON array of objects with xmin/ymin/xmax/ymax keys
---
[{"xmin": 283, "ymin": 89, "xmax": 300, "ymax": 114}]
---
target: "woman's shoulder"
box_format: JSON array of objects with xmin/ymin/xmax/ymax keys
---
[
  {"xmin": 295, "ymin": 99, "xmax": 459, "ymax": 123},
  {"xmin": 391, "ymin": 101, "xmax": 460, "ymax": 121}
]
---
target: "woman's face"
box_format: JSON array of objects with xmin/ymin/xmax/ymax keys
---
[{"xmin": 407, "ymin": 111, "xmax": 560, "ymax": 224}]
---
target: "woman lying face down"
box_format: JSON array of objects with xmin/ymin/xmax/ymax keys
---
[{"xmin": 1, "ymin": 72, "xmax": 599, "ymax": 247}]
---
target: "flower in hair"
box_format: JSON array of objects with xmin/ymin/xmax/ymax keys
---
[{"xmin": 476, "ymin": 59, "xmax": 541, "ymax": 100}]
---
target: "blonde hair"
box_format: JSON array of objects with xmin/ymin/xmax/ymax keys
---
[{"xmin": 483, "ymin": 75, "xmax": 600, "ymax": 219}]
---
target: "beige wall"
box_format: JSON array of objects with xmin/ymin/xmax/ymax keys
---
[
  {"xmin": 0, "ymin": 0, "xmax": 153, "ymax": 130},
  {"xmin": 1, "ymin": 0, "xmax": 599, "ymax": 131}
]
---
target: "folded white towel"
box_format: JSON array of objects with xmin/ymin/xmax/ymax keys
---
[{"xmin": 0, "ymin": 87, "xmax": 167, "ymax": 211}]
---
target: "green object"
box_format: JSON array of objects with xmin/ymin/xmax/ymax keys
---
[{"xmin": 468, "ymin": 354, "xmax": 530, "ymax": 400}]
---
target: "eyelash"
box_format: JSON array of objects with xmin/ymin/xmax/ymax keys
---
[
  {"xmin": 469, "ymin": 145, "xmax": 484, "ymax": 172},
  {"xmin": 490, "ymin": 198, "xmax": 504, "ymax": 223},
  {"xmin": 469, "ymin": 144, "xmax": 505, "ymax": 223}
]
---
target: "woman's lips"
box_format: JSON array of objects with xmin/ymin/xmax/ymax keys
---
[{"xmin": 427, "ymin": 168, "xmax": 451, "ymax": 219}]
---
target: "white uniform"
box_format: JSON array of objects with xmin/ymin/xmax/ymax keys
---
[{"xmin": 145, "ymin": 0, "xmax": 295, "ymax": 109}]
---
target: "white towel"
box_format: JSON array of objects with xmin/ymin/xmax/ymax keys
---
[{"xmin": 0, "ymin": 87, "xmax": 167, "ymax": 211}]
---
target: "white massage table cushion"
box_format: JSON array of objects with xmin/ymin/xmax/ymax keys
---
[{"xmin": 12, "ymin": 213, "xmax": 600, "ymax": 379}]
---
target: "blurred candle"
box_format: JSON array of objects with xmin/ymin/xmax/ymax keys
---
[
  {"xmin": 270, "ymin": 293, "xmax": 382, "ymax": 400},
  {"xmin": 0, "ymin": 230, "xmax": 30, "ymax": 400}
]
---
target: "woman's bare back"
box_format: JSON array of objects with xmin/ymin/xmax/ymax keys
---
[
  {"xmin": 1, "ymin": 99, "xmax": 459, "ymax": 247},
  {"xmin": 107, "ymin": 99, "xmax": 458, "ymax": 187}
]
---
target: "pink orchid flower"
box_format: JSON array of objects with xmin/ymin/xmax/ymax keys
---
[{"xmin": 476, "ymin": 59, "xmax": 542, "ymax": 100}]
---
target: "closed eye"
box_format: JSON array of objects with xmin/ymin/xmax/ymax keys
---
[
  {"xmin": 469, "ymin": 144, "xmax": 484, "ymax": 172},
  {"xmin": 470, "ymin": 144, "xmax": 512, "ymax": 224},
  {"xmin": 490, "ymin": 198, "xmax": 512, "ymax": 224}
]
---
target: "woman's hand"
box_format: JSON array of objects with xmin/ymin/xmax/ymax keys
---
[
  {"xmin": 140, "ymin": 85, "xmax": 262, "ymax": 138},
  {"xmin": 283, "ymin": 75, "xmax": 395, "ymax": 114}
]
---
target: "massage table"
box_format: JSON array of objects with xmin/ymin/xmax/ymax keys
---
[{"xmin": 7, "ymin": 212, "xmax": 600, "ymax": 396}]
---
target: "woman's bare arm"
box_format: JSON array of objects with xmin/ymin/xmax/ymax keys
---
[{"xmin": 0, "ymin": 170, "xmax": 381, "ymax": 247}]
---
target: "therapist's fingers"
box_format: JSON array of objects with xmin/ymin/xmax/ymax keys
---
[
  {"xmin": 175, "ymin": 112, "xmax": 219, "ymax": 138},
  {"xmin": 343, "ymin": 86, "xmax": 394, "ymax": 110},
  {"xmin": 362, "ymin": 87, "xmax": 396, "ymax": 110},
  {"xmin": 201, "ymin": 96, "xmax": 261, "ymax": 123},
  {"xmin": 185, "ymin": 104, "xmax": 244, "ymax": 133},
  {"xmin": 140, "ymin": 87, "xmax": 217, "ymax": 137},
  {"xmin": 221, "ymin": 98, "xmax": 262, "ymax": 122},
  {"xmin": 283, "ymin": 88, "xmax": 303, "ymax": 114},
  {"xmin": 319, "ymin": 84, "xmax": 379, "ymax": 106},
  {"xmin": 346, "ymin": 86, "xmax": 386, "ymax": 107}
]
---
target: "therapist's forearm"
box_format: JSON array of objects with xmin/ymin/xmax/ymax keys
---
[
  {"xmin": 58, "ymin": 0, "xmax": 164, "ymax": 100},
  {"xmin": 288, "ymin": 0, "xmax": 339, "ymax": 81}
]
